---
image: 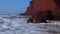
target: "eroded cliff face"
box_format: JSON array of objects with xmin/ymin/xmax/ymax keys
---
[{"xmin": 25, "ymin": 0, "xmax": 60, "ymax": 16}]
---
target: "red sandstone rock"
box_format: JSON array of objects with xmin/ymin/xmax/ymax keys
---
[
  {"xmin": 26, "ymin": 1, "xmax": 34, "ymax": 15},
  {"xmin": 26, "ymin": 0, "xmax": 60, "ymax": 16},
  {"xmin": 26, "ymin": 0, "xmax": 60, "ymax": 22}
]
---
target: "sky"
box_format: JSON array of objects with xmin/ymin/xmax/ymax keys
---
[{"xmin": 0, "ymin": 0, "xmax": 30, "ymax": 15}]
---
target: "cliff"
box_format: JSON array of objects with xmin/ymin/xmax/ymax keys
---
[{"xmin": 25, "ymin": 0, "xmax": 60, "ymax": 16}]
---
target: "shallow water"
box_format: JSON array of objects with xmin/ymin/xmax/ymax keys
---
[{"xmin": 0, "ymin": 15, "xmax": 60, "ymax": 34}]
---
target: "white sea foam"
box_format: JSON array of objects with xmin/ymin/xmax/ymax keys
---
[{"xmin": 0, "ymin": 15, "xmax": 60, "ymax": 34}]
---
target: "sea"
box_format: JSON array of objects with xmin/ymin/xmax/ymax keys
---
[{"xmin": 0, "ymin": 15, "xmax": 60, "ymax": 34}]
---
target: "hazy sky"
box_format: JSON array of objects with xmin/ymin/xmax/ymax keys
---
[{"xmin": 0, "ymin": 0, "xmax": 30, "ymax": 15}]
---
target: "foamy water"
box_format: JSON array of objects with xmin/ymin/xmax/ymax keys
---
[{"xmin": 0, "ymin": 15, "xmax": 60, "ymax": 34}]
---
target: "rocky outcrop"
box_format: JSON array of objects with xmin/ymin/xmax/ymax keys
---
[
  {"xmin": 26, "ymin": 0, "xmax": 60, "ymax": 16},
  {"xmin": 26, "ymin": 0, "xmax": 60, "ymax": 23}
]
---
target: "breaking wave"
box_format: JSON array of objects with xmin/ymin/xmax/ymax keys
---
[{"xmin": 0, "ymin": 15, "xmax": 60, "ymax": 34}]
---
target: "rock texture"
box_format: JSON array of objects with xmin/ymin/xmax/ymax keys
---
[
  {"xmin": 25, "ymin": 0, "xmax": 60, "ymax": 16},
  {"xmin": 25, "ymin": 0, "xmax": 60, "ymax": 22}
]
